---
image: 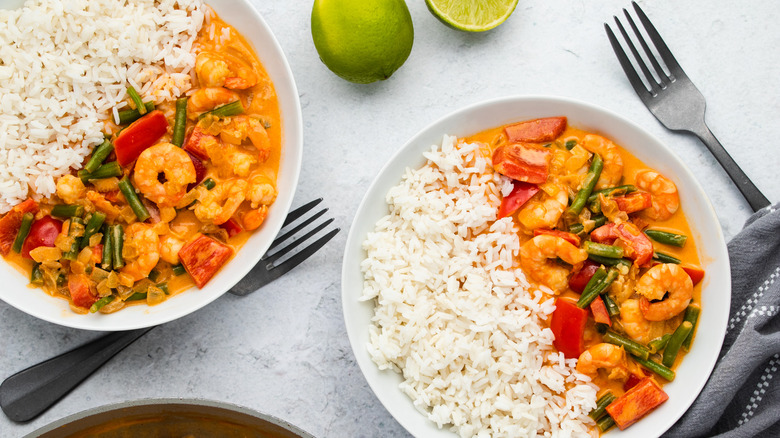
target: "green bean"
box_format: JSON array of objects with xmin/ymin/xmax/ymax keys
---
[
  {"xmin": 603, "ymin": 329, "xmax": 650, "ymax": 360},
  {"xmin": 12, "ymin": 212, "xmax": 34, "ymax": 253},
  {"xmin": 653, "ymin": 251, "xmax": 681, "ymax": 264},
  {"xmin": 569, "ymin": 223, "xmax": 584, "ymax": 234},
  {"xmin": 565, "ymin": 139, "xmax": 577, "ymax": 150},
  {"xmin": 597, "ymin": 415, "xmax": 616, "ymax": 432},
  {"xmin": 56, "ymin": 273, "xmax": 67, "ymax": 287},
  {"xmin": 198, "ymin": 100, "xmax": 244, "ymax": 120},
  {"xmin": 118, "ymin": 177, "xmax": 150, "ymax": 222},
  {"xmin": 78, "ymin": 161, "xmax": 122, "ymax": 183},
  {"xmin": 62, "ymin": 217, "xmax": 84, "ymax": 261},
  {"xmin": 202, "ymin": 178, "xmax": 216, "ymax": 190},
  {"xmin": 589, "ymin": 392, "xmax": 616, "ymax": 420},
  {"xmin": 117, "ymin": 102, "xmax": 155, "ymax": 125},
  {"xmin": 172, "ymin": 264, "xmax": 186, "ymax": 276},
  {"xmin": 588, "ymin": 198, "xmax": 602, "ymax": 214},
  {"xmin": 51, "ymin": 204, "xmax": 84, "ymax": 218},
  {"xmin": 587, "ymin": 184, "xmax": 637, "ymax": 204},
  {"xmin": 101, "ymin": 225, "xmax": 113, "ymax": 271},
  {"xmin": 30, "ymin": 263, "xmax": 44, "ymax": 286},
  {"xmin": 645, "ymin": 229, "xmax": 688, "ymax": 248},
  {"xmin": 127, "ymin": 86, "xmax": 147, "ymax": 115},
  {"xmin": 632, "ymin": 355, "xmax": 675, "ymax": 381},
  {"xmin": 592, "ymin": 215, "xmax": 607, "ymax": 228},
  {"xmin": 126, "ymin": 292, "xmax": 147, "ymax": 301},
  {"xmin": 148, "ymin": 269, "xmax": 161, "ymax": 283},
  {"xmin": 79, "ymin": 212, "xmax": 106, "ymax": 249},
  {"xmin": 566, "ymin": 154, "xmax": 603, "ymax": 216},
  {"xmin": 602, "ymin": 294, "xmax": 620, "ymax": 317},
  {"xmin": 584, "ymin": 241, "xmax": 624, "ymax": 259},
  {"xmin": 577, "ymin": 267, "xmax": 619, "ymax": 308},
  {"xmin": 172, "ymin": 97, "xmax": 188, "ymax": 147},
  {"xmin": 159, "ymin": 282, "xmax": 169, "ymax": 295},
  {"xmin": 576, "ymin": 267, "xmax": 607, "ymax": 307},
  {"xmin": 90, "ymin": 295, "xmax": 115, "ymax": 313},
  {"xmin": 662, "ymin": 321, "xmax": 693, "ymax": 368},
  {"xmin": 682, "ymin": 305, "xmax": 701, "ymax": 351},
  {"xmin": 111, "ymin": 224, "xmax": 124, "ymax": 269},
  {"xmin": 84, "ymin": 139, "xmax": 114, "ymax": 174},
  {"xmin": 587, "ymin": 254, "xmax": 632, "ymax": 268},
  {"xmin": 648, "ymin": 334, "xmax": 671, "ymax": 354}
]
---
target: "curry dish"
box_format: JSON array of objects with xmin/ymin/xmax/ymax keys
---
[
  {"xmin": 472, "ymin": 116, "xmax": 704, "ymax": 432},
  {"xmin": 0, "ymin": 10, "xmax": 281, "ymax": 314}
]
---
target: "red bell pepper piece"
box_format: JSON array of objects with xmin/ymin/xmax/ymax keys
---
[
  {"xmin": 114, "ymin": 110, "xmax": 169, "ymax": 166},
  {"xmin": 614, "ymin": 192, "xmax": 653, "ymax": 214},
  {"xmin": 590, "ymin": 222, "xmax": 653, "ymax": 266},
  {"xmin": 606, "ymin": 377, "xmax": 669, "ymax": 430},
  {"xmin": 69, "ymin": 273, "xmax": 97, "ymax": 309},
  {"xmin": 497, "ymin": 181, "xmax": 539, "ymax": 219},
  {"xmin": 533, "ymin": 229, "xmax": 581, "ymax": 246},
  {"xmin": 623, "ymin": 372, "xmax": 644, "ymax": 392},
  {"xmin": 20, "ymin": 215, "xmax": 63, "ymax": 259},
  {"xmin": 220, "ymin": 218, "xmax": 243, "ymax": 238},
  {"xmin": 0, "ymin": 199, "xmax": 39, "ymax": 255},
  {"xmin": 590, "ymin": 295, "xmax": 612, "ymax": 326},
  {"xmin": 550, "ymin": 298, "xmax": 588, "ymax": 358},
  {"xmin": 178, "ymin": 233, "xmax": 233, "ymax": 288},
  {"xmin": 183, "ymin": 125, "xmax": 218, "ymax": 161},
  {"xmin": 682, "ymin": 265, "xmax": 705, "ymax": 286},
  {"xmin": 569, "ymin": 260, "xmax": 600, "ymax": 293},
  {"xmin": 504, "ymin": 117, "xmax": 567, "ymax": 143},
  {"xmin": 492, "ymin": 143, "xmax": 552, "ymax": 184}
]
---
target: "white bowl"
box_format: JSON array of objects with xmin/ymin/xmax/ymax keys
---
[
  {"xmin": 0, "ymin": 0, "xmax": 302, "ymax": 331},
  {"xmin": 341, "ymin": 96, "xmax": 730, "ymax": 437}
]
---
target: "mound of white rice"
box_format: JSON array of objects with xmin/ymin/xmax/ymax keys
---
[
  {"xmin": 0, "ymin": 0, "xmax": 206, "ymax": 213},
  {"xmin": 361, "ymin": 136, "xmax": 598, "ymax": 437}
]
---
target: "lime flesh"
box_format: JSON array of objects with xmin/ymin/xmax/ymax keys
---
[
  {"xmin": 311, "ymin": 0, "xmax": 414, "ymax": 84},
  {"xmin": 425, "ymin": 0, "xmax": 519, "ymax": 32}
]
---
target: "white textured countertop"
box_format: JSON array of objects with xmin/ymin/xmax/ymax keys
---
[{"xmin": 1, "ymin": 0, "xmax": 778, "ymax": 436}]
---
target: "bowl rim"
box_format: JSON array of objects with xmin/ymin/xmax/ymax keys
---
[
  {"xmin": 24, "ymin": 398, "xmax": 316, "ymax": 438},
  {"xmin": 0, "ymin": 0, "xmax": 303, "ymax": 331},
  {"xmin": 341, "ymin": 94, "xmax": 730, "ymax": 437}
]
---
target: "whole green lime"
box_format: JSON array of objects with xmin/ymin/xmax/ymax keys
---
[{"xmin": 311, "ymin": 0, "xmax": 414, "ymax": 84}]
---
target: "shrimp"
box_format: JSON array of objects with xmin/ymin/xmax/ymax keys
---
[
  {"xmin": 242, "ymin": 206, "xmax": 268, "ymax": 231},
  {"xmin": 195, "ymin": 51, "xmax": 258, "ymax": 90},
  {"xmin": 636, "ymin": 263, "xmax": 693, "ymax": 321},
  {"xmin": 519, "ymin": 235, "xmax": 588, "ymax": 293},
  {"xmin": 133, "ymin": 143, "xmax": 197, "ymax": 207},
  {"xmin": 218, "ymin": 115, "xmax": 271, "ymax": 161},
  {"xmin": 581, "ymin": 134, "xmax": 624, "ymax": 189},
  {"xmin": 187, "ymin": 87, "xmax": 241, "ymax": 117},
  {"xmin": 120, "ymin": 223, "xmax": 160, "ymax": 281},
  {"xmin": 193, "ymin": 179, "xmax": 248, "ymax": 225},
  {"xmin": 516, "ymin": 183, "xmax": 568, "ymax": 230},
  {"xmin": 576, "ymin": 343, "xmax": 629, "ymax": 381},
  {"xmin": 205, "ymin": 140, "xmax": 256, "ymax": 178},
  {"xmin": 618, "ymin": 299, "xmax": 668, "ymax": 344},
  {"xmin": 246, "ymin": 174, "xmax": 277, "ymax": 209},
  {"xmin": 56, "ymin": 175, "xmax": 86, "ymax": 205},
  {"xmin": 635, "ymin": 170, "xmax": 679, "ymax": 221},
  {"xmin": 160, "ymin": 235, "xmax": 184, "ymax": 265}
]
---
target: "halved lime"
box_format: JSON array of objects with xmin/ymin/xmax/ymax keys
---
[{"xmin": 425, "ymin": 0, "xmax": 519, "ymax": 32}]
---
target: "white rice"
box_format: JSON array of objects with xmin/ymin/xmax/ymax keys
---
[
  {"xmin": 0, "ymin": 0, "xmax": 205, "ymax": 213},
  {"xmin": 361, "ymin": 136, "xmax": 598, "ymax": 437}
]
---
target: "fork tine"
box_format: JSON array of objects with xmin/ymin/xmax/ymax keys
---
[
  {"xmin": 605, "ymin": 23, "xmax": 651, "ymax": 96},
  {"xmin": 263, "ymin": 208, "xmax": 329, "ymax": 257},
  {"xmin": 264, "ymin": 227, "xmax": 340, "ymax": 283},
  {"xmin": 622, "ymin": 8, "xmax": 669, "ymax": 83},
  {"xmin": 265, "ymin": 217, "xmax": 335, "ymax": 265},
  {"xmin": 282, "ymin": 198, "xmax": 323, "ymax": 228},
  {"xmin": 632, "ymin": 1, "xmax": 684, "ymax": 77},
  {"xmin": 613, "ymin": 15, "xmax": 662, "ymax": 92}
]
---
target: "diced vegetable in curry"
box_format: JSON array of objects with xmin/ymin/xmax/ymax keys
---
[
  {"xmin": 0, "ymin": 12, "xmax": 281, "ymax": 314},
  {"xmin": 467, "ymin": 117, "xmax": 705, "ymax": 433}
]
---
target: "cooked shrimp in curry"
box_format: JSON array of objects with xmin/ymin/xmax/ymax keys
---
[
  {"xmin": 467, "ymin": 116, "xmax": 706, "ymax": 433},
  {"xmin": 0, "ymin": 8, "xmax": 282, "ymax": 315}
]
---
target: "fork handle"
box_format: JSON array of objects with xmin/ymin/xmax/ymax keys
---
[
  {"xmin": 0, "ymin": 327, "xmax": 153, "ymax": 422},
  {"xmin": 690, "ymin": 124, "xmax": 770, "ymax": 212}
]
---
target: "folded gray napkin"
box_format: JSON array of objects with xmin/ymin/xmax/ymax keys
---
[{"xmin": 663, "ymin": 203, "xmax": 780, "ymax": 438}]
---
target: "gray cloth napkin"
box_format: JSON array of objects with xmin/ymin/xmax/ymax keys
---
[{"xmin": 664, "ymin": 203, "xmax": 780, "ymax": 438}]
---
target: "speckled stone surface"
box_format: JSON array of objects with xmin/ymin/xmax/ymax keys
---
[{"xmin": 1, "ymin": 0, "xmax": 778, "ymax": 437}]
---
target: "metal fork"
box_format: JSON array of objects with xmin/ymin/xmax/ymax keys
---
[
  {"xmin": 605, "ymin": 1, "xmax": 770, "ymax": 212},
  {"xmin": 0, "ymin": 198, "xmax": 339, "ymax": 422}
]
